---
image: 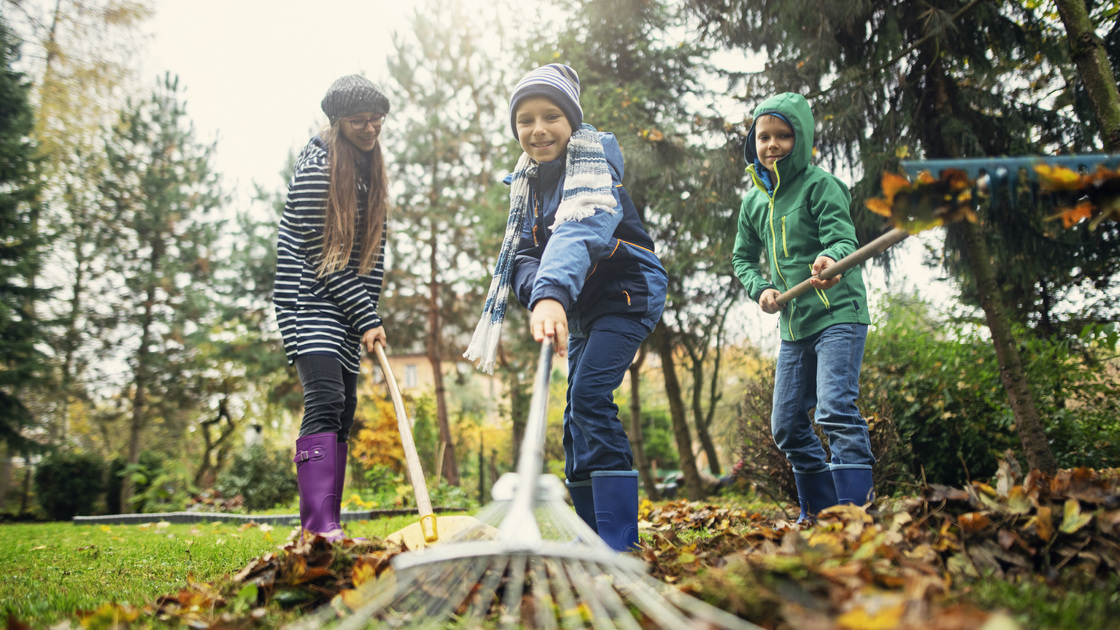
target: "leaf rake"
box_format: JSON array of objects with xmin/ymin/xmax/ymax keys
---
[{"xmin": 328, "ymin": 339, "xmax": 760, "ymax": 629}]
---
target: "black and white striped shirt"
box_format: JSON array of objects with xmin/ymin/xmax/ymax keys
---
[{"xmin": 274, "ymin": 135, "xmax": 385, "ymax": 373}]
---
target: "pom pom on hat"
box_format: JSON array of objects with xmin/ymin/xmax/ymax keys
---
[
  {"xmin": 508, "ymin": 64, "xmax": 582, "ymax": 139},
  {"xmin": 321, "ymin": 74, "xmax": 391, "ymax": 125}
]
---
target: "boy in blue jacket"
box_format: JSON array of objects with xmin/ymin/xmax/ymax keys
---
[
  {"xmin": 732, "ymin": 92, "xmax": 875, "ymax": 523},
  {"xmin": 466, "ymin": 64, "xmax": 667, "ymax": 551}
]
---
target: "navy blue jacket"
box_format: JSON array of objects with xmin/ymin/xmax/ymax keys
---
[{"xmin": 511, "ymin": 131, "xmax": 667, "ymax": 331}]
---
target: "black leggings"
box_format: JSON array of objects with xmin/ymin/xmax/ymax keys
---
[{"xmin": 295, "ymin": 355, "xmax": 357, "ymax": 441}]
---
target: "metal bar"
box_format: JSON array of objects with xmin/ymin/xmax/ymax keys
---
[{"xmin": 901, "ymin": 154, "xmax": 1120, "ymax": 181}]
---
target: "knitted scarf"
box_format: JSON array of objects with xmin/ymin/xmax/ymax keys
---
[{"xmin": 464, "ymin": 124, "xmax": 616, "ymax": 373}]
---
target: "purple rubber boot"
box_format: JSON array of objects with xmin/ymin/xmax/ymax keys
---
[{"xmin": 293, "ymin": 432, "xmax": 343, "ymax": 541}]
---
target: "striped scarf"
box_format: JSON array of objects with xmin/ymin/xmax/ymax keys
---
[{"xmin": 464, "ymin": 124, "xmax": 616, "ymax": 373}]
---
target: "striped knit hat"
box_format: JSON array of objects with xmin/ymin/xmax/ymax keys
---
[{"xmin": 508, "ymin": 64, "xmax": 582, "ymax": 139}]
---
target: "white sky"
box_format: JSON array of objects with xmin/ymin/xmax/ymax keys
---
[
  {"xmin": 139, "ymin": 0, "xmax": 957, "ymax": 355},
  {"xmin": 141, "ymin": 0, "xmax": 415, "ymax": 203}
]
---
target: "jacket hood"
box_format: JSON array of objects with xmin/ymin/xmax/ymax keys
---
[{"xmin": 743, "ymin": 92, "xmax": 815, "ymax": 181}]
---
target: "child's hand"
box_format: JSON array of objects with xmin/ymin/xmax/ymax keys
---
[
  {"xmin": 809, "ymin": 256, "xmax": 841, "ymax": 290},
  {"xmin": 759, "ymin": 289, "xmax": 783, "ymax": 314},
  {"xmin": 362, "ymin": 326, "xmax": 387, "ymax": 353},
  {"xmin": 530, "ymin": 299, "xmax": 568, "ymax": 357}
]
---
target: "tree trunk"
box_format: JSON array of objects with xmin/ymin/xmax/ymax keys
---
[
  {"xmin": 503, "ymin": 363, "xmax": 527, "ymax": 466},
  {"xmin": 1054, "ymin": 0, "xmax": 1120, "ymax": 152},
  {"xmin": 122, "ymin": 280, "xmax": 157, "ymax": 513},
  {"xmin": 652, "ymin": 321, "xmax": 705, "ymax": 500},
  {"xmin": 957, "ymin": 221, "xmax": 1058, "ymax": 473},
  {"xmin": 628, "ymin": 344, "xmax": 660, "ymax": 500},
  {"xmin": 690, "ymin": 357, "xmax": 722, "ymax": 477},
  {"xmin": 427, "ymin": 229, "xmax": 459, "ymax": 486}
]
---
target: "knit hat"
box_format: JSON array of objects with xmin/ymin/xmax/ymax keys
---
[
  {"xmin": 508, "ymin": 64, "xmax": 582, "ymax": 139},
  {"xmin": 321, "ymin": 74, "xmax": 391, "ymax": 125}
]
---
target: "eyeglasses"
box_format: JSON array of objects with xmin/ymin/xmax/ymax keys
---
[{"xmin": 344, "ymin": 115, "xmax": 387, "ymax": 130}]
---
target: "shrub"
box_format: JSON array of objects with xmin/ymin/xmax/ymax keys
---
[
  {"xmin": 214, "ymin": 445, "xmax": 298, "ymax": 512},
  {"xmin": 34, "ymin": 451, "xmax": 106, "ymax": 521},
  {"xmin": 106, "ymin": 451, "xmax": 164, "ymax": 514},
  {"xmin": 861, "ymin": 294, "xmax": 1120, "ymax": 485},
  {"xmin": 124, "ymin": 457, "xmax": 195, "ymax": 513}
]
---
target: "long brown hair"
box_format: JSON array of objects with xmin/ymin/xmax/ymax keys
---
[{"xmin": 316, "ymin": 124, "xmax": 389, "ymax": 277}]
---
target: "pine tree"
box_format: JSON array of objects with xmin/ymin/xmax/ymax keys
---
[
  {"xmin": 0, "ymin": 17, "xmax": 48, "ymax": 477},
  {"xmin": 5, "ymin": 0, "xmax": 153, "ymax": 446},
  {"xmin": 679, "ymin": 0, "xmax": 1120, "ymax": 473},
  {"xmin": 385, "ymin": 0, "xmax": 517, "ymax": 486},
  {"xmin": 97, "ymin": 74, "xmax": 226, "ymax": 511}
]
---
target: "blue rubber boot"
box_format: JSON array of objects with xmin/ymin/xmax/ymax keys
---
[
  {"xmin": 565, "ymin": 479, "xmax": 598, "ymax": 533},
  {"xmin": 293, "ymin": 433, "xmax": 344, "ymax": 541},
  {"xmin": 793, "ymin": 470, "xmax": 839, "ymax": 524},
  {"xmin": 833, "ymin": 468, "xmax": 875, "ymax": 507},
  {"xmin": 591, "ymin": 471, "xmax": 639, "ymax": 551}
]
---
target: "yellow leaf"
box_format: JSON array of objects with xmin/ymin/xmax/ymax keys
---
[
  {"xmin": 352, "ymin": 559, "xmax": 379, "ymax": 587},
  {"xmin": 895, "ymin": 145, "xmax": 911, "ymax": 159},
  {"xmin": 1006, "ymin": 486, "xmax": 1032, "ymax": 515},
  {"xmin": 837, "ymin": 601, "xmax": 905, "ymax": 630},
  {"xmin": 865, "ymin": 197, "xmax": 893, "ymax": 218},
  {"xmin": 1060, "ymin": 499, "xmax": 1093, "ymax": 534},
  {"xmin": 1034, "ymin": 163, "xmax": 1085, "ymax": 191}
]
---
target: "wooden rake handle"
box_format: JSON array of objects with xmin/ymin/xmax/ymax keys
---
[
  {"xmin": 776, "ymin": 227, "xmax": 910, "ymax": 306},
  {"xmin": 373, "ymin": 341, "xmax": 438, "ymax": 543}
]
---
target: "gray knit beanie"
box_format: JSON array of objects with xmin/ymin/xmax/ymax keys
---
[
  {"xmin": 321, "ymin": 74, "xmax": 391, "ymax": 125},
  {"xmin": 508, "ymin": 64, "xmax": 582, "ymax": 139}
]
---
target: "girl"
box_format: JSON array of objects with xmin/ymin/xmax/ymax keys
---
[{"xmin": 274, "ymin": 74, "xmax": 391, "ymax": 541}]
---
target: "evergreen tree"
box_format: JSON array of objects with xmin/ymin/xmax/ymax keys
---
[
  {"xmin": 386, "ymin": 0, "xmax": 516, "ymax": 486},
  {"xmin": 97, "ymin": 74, "xmax": 226, "ymax": 511},
  {"xmin": 678, "ymin": 0, "xmax": 1120, "ymax": 472},
  {"xmin": 0, "ymin": 17, "xmax": 48, "ymax": 463},
  {"xmin": 5, "ymin": 0, "xmax": 153, "ymax": 447}
]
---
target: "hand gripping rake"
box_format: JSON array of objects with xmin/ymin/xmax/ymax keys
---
[{"xmin": 334, "ymin": 339, "xmax": 760, "ymax": 629}]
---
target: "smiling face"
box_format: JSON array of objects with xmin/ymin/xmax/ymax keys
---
[
  {"xmin": 754, "ymin": 114, "xmax": 795, "ymax": 176},
  {"xmin": 515, "ymin": 97, "xmax": 573, "ymax": 164},
  {"xmin": 339, "ymin": 112, "xmax": 385, "ymax": 153}
]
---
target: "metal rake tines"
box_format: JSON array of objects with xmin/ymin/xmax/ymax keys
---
[
  {"xmin": 901, "ymin": 154, "xmax": 1120, "ymax": 208},
  {"xmin": 365, "ymin": 543, "xmax": 750, "ymax": 629}
]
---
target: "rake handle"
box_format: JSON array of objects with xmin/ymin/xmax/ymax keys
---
[
  {"xmin": 775, "ymin": 227, "xmax": 910, "ymax": 306},
  {"xmin": 374, "ymin": 341, "xmax": 437, "ymax": 543},
  {"xmin": 499, "ymin": 338, "xmax": 553, "ymax": 545}
]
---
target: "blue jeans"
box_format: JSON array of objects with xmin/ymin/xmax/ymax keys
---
[
  {"xmin": 295, "ymin": 354, "xmax": 357, "ymax": 441},
  {"xmin": 563, "ymin": 315, "xmax": 650, "ymax": 482},
  {"xmin": 771, "ymin": 323, "xmax": 874, "ymax": 474}
]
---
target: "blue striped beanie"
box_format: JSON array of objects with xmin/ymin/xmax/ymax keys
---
[{"xmin": 508, "ymin": 64, "xmax": 582, "ymax": 140}]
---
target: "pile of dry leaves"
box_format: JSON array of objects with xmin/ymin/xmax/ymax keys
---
[{"xmin": 64, "ymin": 461, "xmax": 1120, "ymax": 629}]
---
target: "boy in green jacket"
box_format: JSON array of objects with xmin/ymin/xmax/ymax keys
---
[{"xmin": 732, "ymin": 92, "xmax": 875, "ymax": 523}]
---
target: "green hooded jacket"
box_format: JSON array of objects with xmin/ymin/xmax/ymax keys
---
[{"xmin": 731, "ymin": 92, "xmax": 870, "ymax": 341}]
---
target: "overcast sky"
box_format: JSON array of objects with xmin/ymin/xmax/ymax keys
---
[
  {"xmin": 137, "ymin": 0, "xmax": 955, "ymax": 349},
  {"xmin": 142, "ymin": 0, "xmax": 415, "ymax": 203}
]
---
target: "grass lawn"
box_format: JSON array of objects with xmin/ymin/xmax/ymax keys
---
[{"xmin": 0, "ymin": 515, "xmax": 421, "ymax": 627}]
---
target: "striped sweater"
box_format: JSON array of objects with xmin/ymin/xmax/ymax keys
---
[{"xmin": 274, "ymin": 135, "xmax": 385, "ymax": 373}]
